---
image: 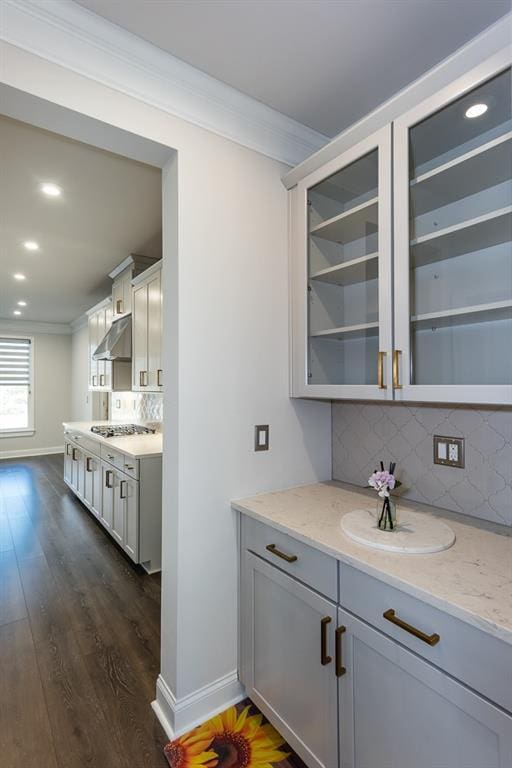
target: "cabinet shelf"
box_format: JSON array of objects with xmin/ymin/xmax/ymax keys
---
[
  {"xmin": 410, "ymin": 132, "xmax": 512, "ymax": 217},
  {"xmin": 310, "ymin": 197, "xmax": 378, "ymax": 244},
  {"xmin": 310, "ymin": 321, "xmax": 379, "ymax": 341},
  {"xmin": 410, "ymin": 206, "xmax": 512, "ymax": 268},
  {"xmin": 411, "ymin": 299, "xmax": 512, "ymax": 330},
  {"xmin": 309, "ymin": 252, "xmax": 378, "ymax": 286}
]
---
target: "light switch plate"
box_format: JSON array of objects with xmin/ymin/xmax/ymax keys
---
[
  {"xmin": 254, "ymin": 425, "xmax": 269, "ymax": 452},
  {"xmin": 433, "ymin": 435, "xmax": 464, "ymax": 468}
]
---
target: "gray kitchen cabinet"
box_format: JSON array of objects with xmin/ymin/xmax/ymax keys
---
[
  {"xmin": 338, "ymin": 608, "xmax": 512, "ymax": 768},
  {"xmin": 101, "ymin": 463, "xmax": 114, "ymax": 531},
  {"xmin": 64, "ymin": 440, "xmax": 73, "ymax": 485},
  {"xmin": 64, "ymin": 428, "xmax": 160, "ymax": 572},
  {"xmin": 239, "ymin": 513, "xmax": 512, "ymax": 768},
  {"xmin": 241, "ymin": 550, "xmax": 338, "ymax": 768},
  {"xmin": 132, "ymin": 261, "xmax": 163, "ymax": 392}
]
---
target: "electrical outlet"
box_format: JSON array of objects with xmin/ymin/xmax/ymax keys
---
[
  {"xmin": 433, "ymin": 435, "xmax": 464, "ymax": 468},
  {"xmin": 254, "ymin": 425, "xmax": 269, "ymax": 452}
]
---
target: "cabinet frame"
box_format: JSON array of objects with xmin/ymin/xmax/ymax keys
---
[
  {"xmin": 291, "ymin": 125, "xmax": 393, "ymax": 399},
  {"xmin": 393, "ymin": 57, "xmax": 512, "ymax": 405}
]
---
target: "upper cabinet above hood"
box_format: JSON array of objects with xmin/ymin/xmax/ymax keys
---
[{"xmin": 93, "ymin": 314, "xmax": 132, "ymax": 361}]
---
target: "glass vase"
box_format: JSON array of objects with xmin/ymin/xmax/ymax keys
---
[{"xmin": 376, "ymin": 497, "xmax": 397, "ymax": 531}]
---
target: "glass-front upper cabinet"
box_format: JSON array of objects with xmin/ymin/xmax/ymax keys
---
[
  {"xmin": 291, "ymin": 126, "xmax": 392, "ymax": 399},
  {"xmin": 394, "ymin": 65, "xmax": 512, "ymax": 404}
]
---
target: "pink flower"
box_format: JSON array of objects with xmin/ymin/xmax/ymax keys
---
[{"xmin": 368, "ymin": 470, "xmax": 396, "ymax": 498}]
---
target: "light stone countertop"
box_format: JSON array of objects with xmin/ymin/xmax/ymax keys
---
[
  {"xmin": 232, "ymin": 481, "xmax": 512, "ymax": 646},
  {"xmin": 63, "ymin": 421, "xmax": 162, "ymax": 459}
]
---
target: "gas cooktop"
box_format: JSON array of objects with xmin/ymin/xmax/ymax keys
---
[{"xmin": 90, "ymin": 424, "xmax": 156, "ymax": 438}]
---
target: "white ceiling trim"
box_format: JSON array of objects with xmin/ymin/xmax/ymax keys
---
[
  {"xmin": 0, "ymin": 0, "xmax": 328, "ymax": 166},
  {"xmin": 0, "ymin": 319, "xmax": 72, "ymax": 335}
]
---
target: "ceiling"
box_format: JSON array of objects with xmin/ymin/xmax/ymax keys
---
[
  {"xmin": 0, "ymin": 116, "xmax": 162, "ymax": 325},
  {"xmin": 75, "ymin": 0, "xmax": 510, "ymax": 137}
]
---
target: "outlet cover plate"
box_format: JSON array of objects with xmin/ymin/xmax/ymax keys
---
[
  {"xmin": 433, "ymin": 435, "xmax": 465, "ymax": 468},
  {"xmin": 254, "ymin": 425, "xmax": 269, "ymax": 452}
]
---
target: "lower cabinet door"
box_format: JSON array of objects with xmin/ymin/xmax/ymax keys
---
[
  {"xmin": 241, "ymin": 551, "xmax": 338, "ymax": 768},
  {"xmin": 91, "ymin": 457, "xmax": 102, "ymax": 518},
  {"xmin": 112, "ymin": 472, "xmax": 125, "ymax": 545},
  {"xmin": 77, "ymin": 451, "xmax": 85, "ymax": 499},
  {"xmin": 70, "ymin": 447, "xmax": 79, "ymax": 491},
  {"xmin": 83, "ymin": 453, "xmax": 94, "ymax": 508},
  {"xmin": 64, "ymin": 441, "xmax": 73, "ymax": 484},
  {"xmin": 123, "ymin": 477, "xmax": 139, "ymax": 561},
  {"xmin": 338, "ymin": 608, "xmax": 512, "ymax": 768},
  {"xmin": 101, "ymin": 464, "xmax": 114, "ymax": 530}
]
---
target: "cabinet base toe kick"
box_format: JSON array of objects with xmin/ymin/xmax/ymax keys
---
[{"xmin": 64, "ymin": 435, "xmax": 162, "ymax": 573}]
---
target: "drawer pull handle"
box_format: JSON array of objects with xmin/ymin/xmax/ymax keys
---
[
  {"xmin": 265, "ymin": 543, "xmax": 298, "ymax": 563},
  {"xmin": 321, "ymin": 617, "xmax": 332, "ymax": 666},
  {"xmin": 125, "ymin": 464, "xmax": 134, "ymax": 471},
  {"xmin": 335, "ymin": 625, "xmax": 346, "ymax": 676},
  {"xmin": 383, "ymin": 609, "xmax": 440, "ymax": 646}
]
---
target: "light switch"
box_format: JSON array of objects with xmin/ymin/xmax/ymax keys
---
[
  {"xmin": 254, "ymin": 425, "xmax": 269, "ymax": 452},
  {"xmin": 437, "ymin": 441, "xmax": 447, "ymax": 460}
]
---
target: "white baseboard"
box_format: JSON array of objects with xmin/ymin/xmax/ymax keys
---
[
  {"xmin": 0, "ymin": 445, "xmax": 64, "ymax": 460},
  {"xmin": 152, "ymin": 671, "xmax": 246, "ymax": 740}
]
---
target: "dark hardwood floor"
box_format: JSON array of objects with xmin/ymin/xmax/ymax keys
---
[{"xmin": 0, "ymin": 453, "xmax": 169, "ymax": 768}]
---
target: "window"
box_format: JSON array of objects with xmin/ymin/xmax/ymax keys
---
[{"xmin": 0, "ymin": 337, "xmax": 33, "ymax": 434}]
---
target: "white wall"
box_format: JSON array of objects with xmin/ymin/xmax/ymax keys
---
[
  {"xmin": 70, "ymin": 322, "xmax": 92, "ymax": 421},
  {"xmin": 0, "ymin": 324, "xmax": 71, "ymax": 457},
  {"xmin": 0, "ymin": 42, "xmax": 332, "ymax": 735}
]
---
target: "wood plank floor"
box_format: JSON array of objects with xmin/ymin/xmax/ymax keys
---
[{"xmin": 0, "ymin": 453, "xmax": 168, "ymax": 768}]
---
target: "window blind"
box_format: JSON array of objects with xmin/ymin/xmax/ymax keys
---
[{"xmin": 0, "ymin": 338, "xmax": 31, "ymax": 386}]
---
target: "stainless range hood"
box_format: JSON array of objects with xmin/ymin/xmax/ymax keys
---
[{"xmin": 93, "ymin": 314, "xmax": 132, "ymax": 361}]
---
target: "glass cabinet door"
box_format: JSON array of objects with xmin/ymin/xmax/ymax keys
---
[
  {"xmin": 292, "ymin": 126, "xmax": 392, "ymax": 398},
  {"xmin": 394, "ymin": 65, "xmax": 512, "ymax": 404}
]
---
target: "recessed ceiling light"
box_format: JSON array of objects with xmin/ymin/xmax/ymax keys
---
[
  {"xmin": 23, "ymin": 240, "xmax": 39, "ymax": 251},
  {"xmin": 13, "ymin": 310, "xmax": 22, "ymax": 316},
  {"xmin": 40, "ymin": 182, "xmax": 62, "ymax": 197},
  {"xmin": 17, "ymin": 301, "xmax": 27, "ymax": 307},
  {"xmin": 465, "ymin": 103, "xmax": 488, "ymax": 119},
  {"xmin": 13, "ymin": 273, "xmax": 26, "ymax": 281}
]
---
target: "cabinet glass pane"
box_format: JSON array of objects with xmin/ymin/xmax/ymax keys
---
[
  {"xmin": 307, "ymin": 149, "xmax": 380, "ymax": 385},
  {"xmin": 408, "ymin": 68, "xmax": 512, "ymax": 385}
]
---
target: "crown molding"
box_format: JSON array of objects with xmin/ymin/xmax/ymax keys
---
[
  {"xmin": 0, "ymin": 0, "xmax": 328, "ymax": 166},
  {"xmin": 70, "ymin": 313, "xmax": 88, "ymax": 332},
  {"xmin": 283, "ymin": 12, "xmax": 512, "ymax": 187},
  {"xmin": 0, "ymin": 318, "xmax": 72, "ymax": 334}
]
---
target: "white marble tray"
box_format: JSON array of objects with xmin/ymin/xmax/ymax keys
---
[{"xmin": 340, "ymin": 508, "xmax": 456, "ymax": 554}]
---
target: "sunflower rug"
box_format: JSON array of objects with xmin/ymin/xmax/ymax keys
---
[{"xmin": 164, "ymin": 698, "xmax": 307, "ymax": 768}]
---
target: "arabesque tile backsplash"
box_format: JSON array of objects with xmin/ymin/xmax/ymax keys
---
[
  {"xmin": 109, "ymin": 392, "xmax": 163, "ymax": 425},
  {"xmin": 332, "ymin": 402, "xmax": 512, "ymax": 527}
]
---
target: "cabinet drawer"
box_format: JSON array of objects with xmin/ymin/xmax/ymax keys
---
[
  {"xmin": 120, "ymin": 457, "xmax": 139, "ymax": 479},
  {"xmin": 100, "ymin": 445, "xmax": 125, "ymax": 470},
  {"xmin": 242, "ymin": 515, "xmax": 338, "ymax": 602},
  {"xmin": 340, "ymin": 564, "xmax": 512, "ymax": 713},
  {"xmin": 67, "ymin": 432, "xmax": 100, "ymax": 456}
]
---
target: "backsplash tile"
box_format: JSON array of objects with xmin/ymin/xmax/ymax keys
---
[
  {"xmin": 109, "ymin": 392, "xmax": 163, "ymax": 425},
  {"xmin": 332, "ymin": 402, "xmax": 512, "ymax": 527}
]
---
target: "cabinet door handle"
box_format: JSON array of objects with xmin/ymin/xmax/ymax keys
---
[
  {"xmin": 105, "ymin": 470, "xmax": 113, "ymax": 488},
  {"xmin": 377, "ymin": 351, "xmax": 387, "ymax": 389},
  {"xmin": 265, "ymin": 543, "xmax": 298, "ymax": 563},
  {"xmin": 120, "ymin": 479, "xmax": 127, "ymax": 499},
  {"xmin": 66, "ymin": 444, "xmax": 71, "ymax": 456},
  {"xmin": 335, "ymin": 626, "xmax": 346, "ymax": 676},
  {"xmin": 321, "ymin": 616, "xmax": 332, "ymax": 666},
  {"xmin": 383, "ymin": 609, "xmax": 440, "ymax": 646},
  {"xmin": 92, "ymin": 375, "xmax": 97, "ymax": 386},
  {"xmin": 86, "ymin": 457, "xmax": 93, "ymax": 472},
  {"xmin": 157, "ymin": 368, "xmax": 163, "ymax": 387},
  {"xmin": 116, "ymin": 299, "xmax": 123, "ymax": 314},
  {"xmin": 139, "ymin": 370, "xmax": 147, "ymax": 387},
  {"xmin": 392, "ymin": 350, "xmax": 403, "ymax": 390},
  {"xmin": 99, "ymin": 374, "xmax": 105, "ymax": 386},
  {"xmin": 72, "ymin": 448, "xmax": 78, "ymax": 461}
]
